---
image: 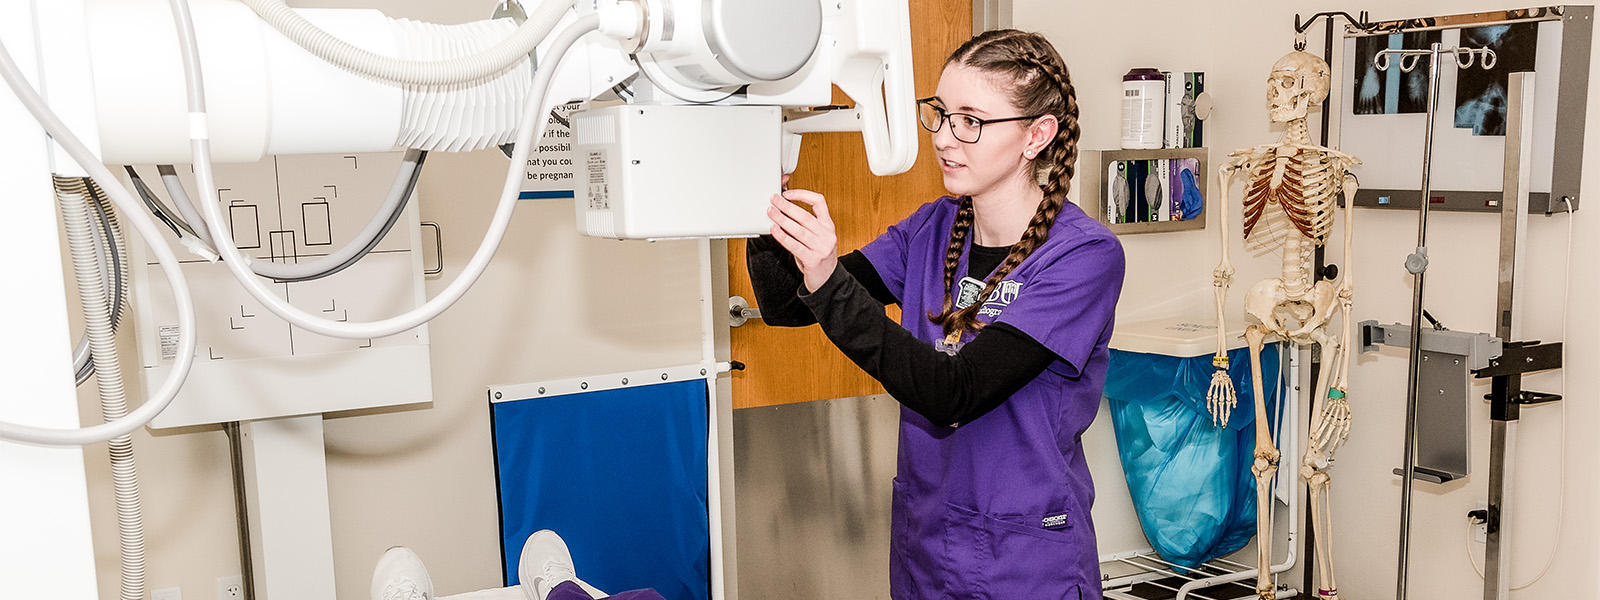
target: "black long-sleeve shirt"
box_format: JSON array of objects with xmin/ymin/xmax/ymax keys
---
[{"xmin": 745, "ymin": 236, "xmax": 1057, "ymax": 427}]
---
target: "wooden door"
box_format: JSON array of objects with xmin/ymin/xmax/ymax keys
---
[{"xmin": 728, "ymin": 1, "xmax": 972, "ymax": 409}]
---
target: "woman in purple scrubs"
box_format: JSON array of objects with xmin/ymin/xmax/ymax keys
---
[{"xmin": 748, "ymin": 29, "xmax": 1125, "ymax": 599}]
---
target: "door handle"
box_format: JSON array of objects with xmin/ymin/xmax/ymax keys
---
[{"xmin": 729, "ymin": 296, "xmax": 762, "ymax": 327}]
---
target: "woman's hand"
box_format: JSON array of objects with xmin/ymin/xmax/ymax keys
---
[{"xmin": 767, "ymin": 188, "xmax": 838, "ymax": 293}]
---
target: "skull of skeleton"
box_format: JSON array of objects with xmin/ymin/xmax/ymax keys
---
[{"xmin": 1267, "ymin": 51, "xmax": 1331, "ymax": 123}]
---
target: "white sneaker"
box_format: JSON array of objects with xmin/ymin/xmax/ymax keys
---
[
  {"xmin": 371, "ymin": 546, "xmax": 434, "ymax": 600},
  {"xmin": 518, "ymin": 530, "xmax": 606, "ymax": 600}
]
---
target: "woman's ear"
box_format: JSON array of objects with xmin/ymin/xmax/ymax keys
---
[{"xmin": 1024, "ymin": 114, "xmax": 1059, "ymax": 159}]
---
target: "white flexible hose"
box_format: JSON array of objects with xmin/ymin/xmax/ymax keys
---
[
  {"xmin": 0, "ymin": 31, "xmax": 198, "ymax": 447},
  {"xmin": 175, "ymin": 0, "xmax": 596, "ymax": 339},
  {"xmin": 73, "ymin": 185, "xmax": 129, "ymax": 385},
  {"xmin": 57, "ymin": 177, "xmax": 148, "ymax": 600},
  {"xmin": 241, "ymin": 0, "xmax": 574, "ymax": 86}
]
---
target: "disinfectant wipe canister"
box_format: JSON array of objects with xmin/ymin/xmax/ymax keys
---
[{"xmin": 1122, "ymin": 68, "xmax": 1165, "ymax": 149}]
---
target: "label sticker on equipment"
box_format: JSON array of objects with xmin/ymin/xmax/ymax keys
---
[
  {"xmin": 587, "ymin": 150, "xmax": 610, "ymax": 210},
  {"xmin": 159, "ymin": 326, "xmax": 180, "ymax": 360}
]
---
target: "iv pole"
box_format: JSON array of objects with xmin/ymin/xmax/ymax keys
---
[{"xmin": 1373, "ymin": 42, "xmax": 1495, "ymax": 600}]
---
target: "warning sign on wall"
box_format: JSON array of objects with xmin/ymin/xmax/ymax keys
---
[{"xmin": 519, "ymin": 101, "xmax": 582, "ymax": 201}]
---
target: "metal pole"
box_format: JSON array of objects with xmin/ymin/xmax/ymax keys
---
[
  {"xmin": 224, "ymin": 422, "xmax": 256, "ymax": 600},
  {"xmin": 1484, "ymin": 70, "xmax": 1535, "ymax": 600},
  {"xmin": 1485, "ymin": 421, "xmax": 1516, "ymax": 598},
  {"xmin": 1395, "ymin": 42, "xmax": 1445, "ymax": 600}
]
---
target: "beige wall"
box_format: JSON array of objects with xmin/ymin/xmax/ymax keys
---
[
  {"xmin": 79, "ymin": 2, "xmax": 705, "ymax": 599},
  {"xmin": 1020, "ymin": 0, "xmax": 1600, "ymax": 597},
  {"xmin": 69, "ymin": 2, "xmax": 1600, "ymax": 599}
]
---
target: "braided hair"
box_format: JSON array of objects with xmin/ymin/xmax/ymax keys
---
[{"xmin": 927, "ymin": 29, "xmax": 1082, "ymax": 341}]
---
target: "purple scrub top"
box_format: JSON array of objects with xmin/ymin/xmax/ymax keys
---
[{"xmin": 860, "ymin": 196, "xmax": 1125, "ymax": 599}]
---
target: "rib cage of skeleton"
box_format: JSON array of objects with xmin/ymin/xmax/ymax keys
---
[{"xmin": 1207, "ymin": 49, "xmax": 1360, "ymax": 600}]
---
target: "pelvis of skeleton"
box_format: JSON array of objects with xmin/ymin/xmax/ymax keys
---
[{"xmin": 1243, "ymin": 277, "xmax": 1337, "ymax": 341}]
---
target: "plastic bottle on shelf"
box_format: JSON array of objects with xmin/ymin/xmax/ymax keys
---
[{"xmin": 1122, "ymin": 68, "xmax": 1165, "ymax": 150}]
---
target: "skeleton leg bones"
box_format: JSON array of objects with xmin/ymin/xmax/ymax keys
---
[
  {"xmin": 1301, "ymin": 329, "xmax": 1348, "ymax": 599},
  {"xmin": 1245, "ymin": 325, "xmax": 1280, "ymax": 600}
]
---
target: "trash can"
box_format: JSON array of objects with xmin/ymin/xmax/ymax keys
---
[{"xmin": 1104, "ymin": 317, "xmax": 1282, "ymax": 570}]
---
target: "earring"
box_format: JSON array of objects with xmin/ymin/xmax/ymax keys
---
[{"xmin": 1024, "ymin": 150, "xmax": 1036, "ymax": 159}]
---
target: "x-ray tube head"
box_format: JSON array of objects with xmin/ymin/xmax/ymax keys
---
[{"xmin": 631, "ymin": 0, "xmax": 823, "ymax": 96}]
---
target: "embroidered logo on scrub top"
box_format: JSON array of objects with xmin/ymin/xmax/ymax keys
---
[
  {"xmin": 1041, "ymin": 512, "xmax": 1070, "ymax": 530},
  {"xmin": 955, "ymin": 277, "xmax": 985, "ymax": 309},
  {"xmin": 977, "ymin": 280, "xmax": 1022, "ymax": 317},
  {"xmin": 955, "ymin": 278, "xmax": 1023, "ymax": 314}
]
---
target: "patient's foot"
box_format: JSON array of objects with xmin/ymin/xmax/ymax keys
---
[
  {"xmin": 519, "ymin": 530, "xmax": 606, "ymax": 600},
  {"xmin": 372, "ymin": 546, "xmax": 435, "ymax": 600}
]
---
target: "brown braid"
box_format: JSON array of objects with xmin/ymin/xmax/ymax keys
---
[
  {"xmin": 928, "ymin": 195, "xmax": 976, "ymax": 329},
  {"xmin": 927, "ymin": 30, "xmax": 1082, "ymax": 341}
]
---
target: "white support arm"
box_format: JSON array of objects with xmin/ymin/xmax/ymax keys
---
[{"xmin": 796, "ymin": 0, "xmax": 917, "ymax": 176}]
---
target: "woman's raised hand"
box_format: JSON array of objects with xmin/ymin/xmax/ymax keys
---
[{"xmin": 768, "ymin": 188, "xmax": 838, "ymax": 293}]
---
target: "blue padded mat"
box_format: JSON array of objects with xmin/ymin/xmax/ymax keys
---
[{"xmin": 491, "ymin": 379, "xmax": 709, "ymax": 600}]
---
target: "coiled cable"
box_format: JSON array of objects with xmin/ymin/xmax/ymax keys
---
[
  {"xmin": 71, "ymin": 180, "xmax": 130, "ymax": 385},
  {"xmin": 56, "ymin": 176, "xmax": 147, "ymax": 600}
]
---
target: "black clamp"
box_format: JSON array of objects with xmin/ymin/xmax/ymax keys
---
[
  {"xmin": 1474, "ymin": 341, "xmax": 1563, "ymax": 377},
  {"xmin": 1473, "ymin": 341, "xmax": 1563, "ymax": 422}
]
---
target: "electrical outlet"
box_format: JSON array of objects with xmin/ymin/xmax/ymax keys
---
[
  {"xmin": 152, "ymin": 587, "xmax": 183, "ymax": 600},
  {"xmin": 217, "ymin": 575, "xmax": 243, "ymax": 600},
  {"xmin": 1473, "ymin": 502, "xmax": 1488, "ymax": 544}
]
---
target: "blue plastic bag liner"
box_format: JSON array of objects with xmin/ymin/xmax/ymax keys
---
[
  {"xmin": 1104, "ymin": 344, "xmax": 1281, "ymax": 570},
  {"xmin": 492, "ymin": 379, "xmax": 710, "ymax": 600}
]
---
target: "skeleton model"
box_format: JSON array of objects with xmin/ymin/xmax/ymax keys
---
[{"xmin": 1207, "ymin": 51, "xmax": 1360, "ymax": 600}]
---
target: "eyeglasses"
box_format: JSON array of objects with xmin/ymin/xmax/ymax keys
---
[{"xmin": 917, "ymin": 97, "xmax": 1042, "ymax": 143}]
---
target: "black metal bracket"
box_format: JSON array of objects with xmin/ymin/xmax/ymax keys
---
[
  {"xmin": 1473, "ymin": 341, "xmax": 1563, "ymax": 378},
  {"xmin": 1474, "ymin": 341, "xmax": 1564, "ymax": 422},
  {"xmin": 1503, "ymin": 390, "xmax": 1563, "ymax": 405}
]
